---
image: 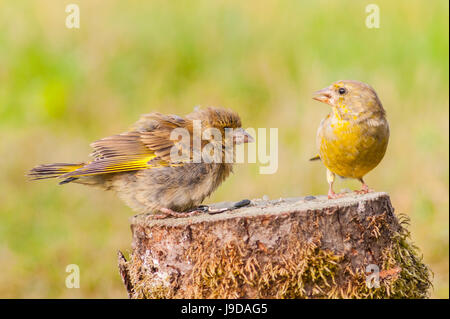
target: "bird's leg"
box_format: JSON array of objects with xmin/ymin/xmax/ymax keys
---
[
  {"xmin": 328, "ymin": 184, "xmax": 337, "ymax": 199},
  {"xmin": 355, "ymin": 178, "xmax": 373, "ymax": 194},
  {"xmin": 327, "ymin": 169, "xmax": 347, "ymax": 199},
  {"xmin": 327, "ymin": 169, "xmax": 338, "ymax": 199},
  {"xmin": 153, "ymin": 207, "xmax": 203, "ymax": 219}
]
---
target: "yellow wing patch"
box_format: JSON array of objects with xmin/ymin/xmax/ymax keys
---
[{"xmin": 62, "ymin": 155, "xmax": 159, "ymax": 178}]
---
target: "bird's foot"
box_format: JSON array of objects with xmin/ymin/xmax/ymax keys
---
[
  {"xmin": 327, "ymin": 192, "xmax": 348, "ymax": 199},
  {"xmin": 153, "ymin": 207, "xmax": 203, "ymax": 219},
  {"xmin": 327, "ymin": 187, "xmax": 350, "ymax": 199},
  {"xmin": 354, "ymin": 184, "xmax": 373, "ymax": 195}
]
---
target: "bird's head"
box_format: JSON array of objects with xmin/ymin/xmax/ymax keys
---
[
  {"xmin": 188, "ymin": 107, "xmax": 254, "ymax": 145},
  {"xmin": 312, "ymin": 80, "xmax": 385, "ymax": 116}
]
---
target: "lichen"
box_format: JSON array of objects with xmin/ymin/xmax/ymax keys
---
[{"xmin": 124, "ymin": 252, "xmax": 176, "ymax": 299}]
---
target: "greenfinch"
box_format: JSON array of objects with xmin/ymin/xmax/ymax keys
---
[
  {"xmin": 29, "ymin": 107, "xmax": 253, "ymax": 217},
  {"xmin": 311, "ymin": 80, "xmax": 389, "ymax": 199}
]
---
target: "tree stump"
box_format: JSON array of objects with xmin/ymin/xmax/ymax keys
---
[{"xmin": 118, "ymin": 192, "xmax": 431, "ymax": 299}]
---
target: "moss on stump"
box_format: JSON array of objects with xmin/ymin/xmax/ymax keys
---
[{"xmin": 118, "ymin": 192, "xmax": 431, "ymax": 299}]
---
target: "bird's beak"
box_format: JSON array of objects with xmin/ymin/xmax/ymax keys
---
[
  {"xmin": 232, "ymin": 128, "xmax": 254, "ymax": 144},
  {"xmin": 312, "ymin": 86, "xmax": 334, "ymax": 106}
]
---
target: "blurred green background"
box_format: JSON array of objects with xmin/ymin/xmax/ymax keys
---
[{"xmin": 0, "ymin": 0, "xmax": 448, "ymax": 298}]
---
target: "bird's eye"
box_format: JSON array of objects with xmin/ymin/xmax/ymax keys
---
[{"xmin": 338, "ymin": 87, "xmax": 347, "ymax": 95}]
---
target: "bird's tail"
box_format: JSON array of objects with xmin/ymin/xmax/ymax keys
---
[{"xmin": 28, "ymin": 163, "xmax": 85, "ymax": 184}]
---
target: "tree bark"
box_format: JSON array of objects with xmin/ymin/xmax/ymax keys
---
[{"xmin": 118, "ymin": 192, "xmax": 431, "ymax": 299}]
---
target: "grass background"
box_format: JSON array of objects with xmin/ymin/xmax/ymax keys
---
[{"xmin": 0, "ymin": 0, "xmax": 448, "ymax": 298}]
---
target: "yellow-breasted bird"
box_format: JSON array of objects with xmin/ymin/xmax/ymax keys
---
[
  {"xmin": 29, "ymin": 107, "xmax": 253, "ymax": 217},
  {"xmin": 311, "ymin": 80, "xmax": 389, "ymax": 199}
]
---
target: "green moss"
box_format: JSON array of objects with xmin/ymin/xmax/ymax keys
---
[{"xmin": 340, "ymin": 214, "xmax": 432, "ymax": 299}]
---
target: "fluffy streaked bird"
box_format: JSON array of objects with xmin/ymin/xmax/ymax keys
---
[
  {"xmin": 29, "ymin": 107, "xmax": 253, "ymax": 217},
  {"xmin": 311, "ymin": 80, "xmax": 389, "ymax": 198}
]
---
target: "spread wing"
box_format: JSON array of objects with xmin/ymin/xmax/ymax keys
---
[{"xmin": 62, "ymin": 113, "xmax": 191, "ymax": 178}]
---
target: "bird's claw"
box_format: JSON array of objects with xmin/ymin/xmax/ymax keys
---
[
  {"xmin": 327, "ymin": 192, "xmax": 348, "ymax": 200},
  {"xmin": 153, "ymin": 207, "xmax": 203, "ymax": 219},
  {"xmin": 354, "ymin": 184, "xmax": 373, "ymax": 195}
]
